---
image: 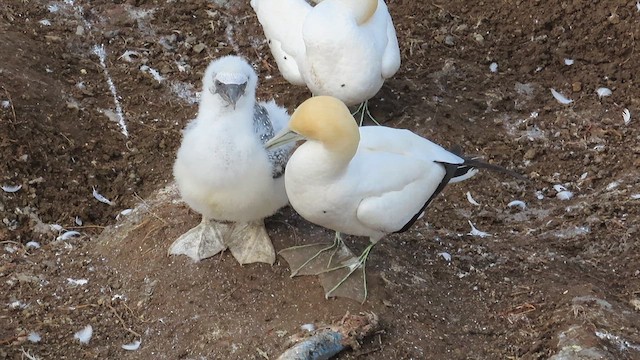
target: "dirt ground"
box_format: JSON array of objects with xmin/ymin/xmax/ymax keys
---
[{"xmin": 2, "ymin": 0, "xmax": 640, "ymax": 359}]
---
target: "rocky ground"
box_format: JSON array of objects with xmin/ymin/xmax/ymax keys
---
[{"xmin": 1, "ymin": 0, "xmax": 639, "ymax": 359}]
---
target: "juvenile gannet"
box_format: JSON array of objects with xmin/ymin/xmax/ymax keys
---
[
  {"xmin": 171, "ymin": 55, "xmax": 293, "ymax": 265},
  {"xmin": 251, "ymin": 0, "xmax": 401, "ymax": 124},
  {"xmin": 266, "ymin": 96, "xmax": 519, "ymax": 302}
]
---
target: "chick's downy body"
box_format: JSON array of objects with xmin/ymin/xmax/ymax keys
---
[{"xmin": 171, "ymin": 55, "xmax": 292, "ymax": 264}]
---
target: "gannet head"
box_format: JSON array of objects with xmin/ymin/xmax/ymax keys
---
[
  {"xmin": 265, "ymin": 96, "xmax": 360, "ymax": 158},
  {"xmin": 202, "ymin": 55, "xmax": 258, "ymax": 109}
]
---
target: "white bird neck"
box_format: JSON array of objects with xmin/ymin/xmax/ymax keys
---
[
  {"xmin": 292, "ymin": 140, "xmax": 354, "ymax": 179},
  {"xmin": 339, "ymin": 0, "xmax": 378, "ymax": 25}
]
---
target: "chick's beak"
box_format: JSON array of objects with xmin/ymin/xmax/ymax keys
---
[
  {"xmin": 213, "ymin": 82, "xmax": 247, "ymax": 109},
  {"xmin": 264, "ymin": 127, "xmax": 305, "ymax": 150}
]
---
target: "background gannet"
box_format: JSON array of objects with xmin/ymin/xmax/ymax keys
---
[
  {"xmin": 171, "ymin": 55, "xmax": 293, "ymax": 265},
  {"xmin": 251, "ymin": 0, "xmax": 401, "ymax": 123},
  {"xmin": 266, "ymin": 96, "xmax": 520, "ymax": 302}
]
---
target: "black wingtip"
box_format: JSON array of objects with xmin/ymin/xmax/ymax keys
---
[{"xmin": 448, "ymin": 145, "xmax": 527, "ymax": 182}]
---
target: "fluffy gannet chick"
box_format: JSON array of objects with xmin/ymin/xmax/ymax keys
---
[
  {"xmin": 170, "ymin": 55, "xmax": 293, "ymax": 265},
  {"xmin": 265, "ymin": 96, "xmax": 517, "ymax": 302},
  {"xmin": 251, "ymin": 0, "xmax": 401, "ymax": 124}
]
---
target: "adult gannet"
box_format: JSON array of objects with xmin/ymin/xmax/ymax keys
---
[
  {"xmin": 265, "ymin": 96, "xmax": 519, "ymax": 302},
  {"xmin": 170, "ymin": 55, "xmax": 293, "ymax": 265},
  {"xmin": 250, "ymin": 0, "xmax": 401, "ymax": 124}
]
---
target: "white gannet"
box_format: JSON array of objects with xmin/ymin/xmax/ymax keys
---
[
  {"xmin": 170, "ymin": 55, "xmax": 293, "ymax": 265},
  {"xmin": 265, "ymin": 96, "xmax": 520, "ymax": 302},
  {"xmin": 250, "ymin": 0, "xmax": 401, "ymax": 124}
]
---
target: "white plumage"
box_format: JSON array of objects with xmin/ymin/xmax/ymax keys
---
[
  {"xmin": 251, "ymin": 0, "xmax": 401, "ymax": 113},
  {"xmin": 171, "ymin": 55, "xmax": 293, "ymax": 265},
  {"xmin": 265, "ymin": 96, "xmax": 488, "ymax": 302}
]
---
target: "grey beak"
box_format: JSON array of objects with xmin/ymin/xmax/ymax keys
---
[
  {"xmin": 213, "ymin": 81, "xmax": 247, "ymax": 109},
  {"xmin": 264, "ymin": 127, "xmax": 305, "ymax": 150}
]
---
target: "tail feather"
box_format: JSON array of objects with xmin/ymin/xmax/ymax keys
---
[
  {"xmin": 457, "ymin": 156, "xmax": 526, "ymax": 181},
  {"xmin": 448, "ymin": 145, "xmax": 526, "ymax": 182}
]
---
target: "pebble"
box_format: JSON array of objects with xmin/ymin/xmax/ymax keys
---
[{"xmin": 572, "ymin": 82, "xmax": 582, "ymax": 92}]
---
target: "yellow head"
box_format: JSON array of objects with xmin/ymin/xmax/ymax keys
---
[{"xmin": 265, "ymin": 96, "xmax": 360, "ymax": 159}]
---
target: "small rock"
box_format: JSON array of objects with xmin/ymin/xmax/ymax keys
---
[
  {"xmin": 473, "ymin": 33, "xmax": 484, "ymax": 44},
  {"xmin": 572, "ymin": 82, "xmax": 582, "ymax": 92},
  {"xmin": 193, "ymin": 43, "xmax": 207, "ymax": 53},
  {"xmin": 444, "ymin": 35, "xmax": 455, "ymax": 46},
  {"xmin": 524, "ymin": 148, "xmax": 537, "ymax": 160},
  {"xmin": 44, "ymin": 35, "xmax": 61, "ymax": 42}
]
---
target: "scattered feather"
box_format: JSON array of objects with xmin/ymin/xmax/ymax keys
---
[
  {"xmin": 631, "ymin": 194, "xmax": 640, "ymax": 200},
  {"xmin": 466, "ymin": 192, "xmax": 481, "ymax": 206},
  {"xmin": 75, "ymin": 216, "xmax": 83, "ymax": 226},
  {"xmin": 74, "ymin": 325, "xmax": 93, "ymax": 344},
  {"xmin": 438, "ymin": 252, "xmax": 452, "ymax": 262},
  {"xmin": 489, "ymin": 62, "xmax": 498, "ymax": 73},
  {"xmin": 535, "ymin": 190, "xmax": 545, "ymax": 200},
  {"xmin": 39, "ymin": 19, "xmax": 52, "ymax": 26},
  {"xmin": 122, "ymin": 340, "xmax": 142, "ymax": 351},
  {"xmin": 579, "ymin": 172, "xmax": 588, "ymax": 180},
  {"xmin": 596, "ymin": 87, "xmax": 612, "ymax": 98},
  {"xmin": 92, "ymin": 187, "xmax": 114, "ymax": 206},
  {"xmin": 550, "ymin": 88, "xmax": 573, "ymax": 104},
  {"xmin": 28, "ymin": 332, "xmax": 42, "ymax": 343},
  {"xmin": 300, "ymin": 324, "xmax": 316, "ymax": 332},
  {"xmin": 467, "ymin": 221, "xmax": 491, "ymax": 237},
  {"xmin": 556, "ymin": 191, "xmax": 574, "ymax": 201},
  {"xmin": 119, "ymin": 50, "xmax": 140, "ymax": 62},
  {"xmin": 1, "ymin": 100, "xmax": 10, "ymax": 108},
  {"xmin": 5, "ymin": 245, "xmax": 18, "ymax": 253},
  {"xmin": 507, "ymin": 200, "xmax": 527, "ymax": 210},
  {"xmin": 50, "ymin": 224, "xmax": 64, "ymax": 232},
  {"xmin": 26, "ymin": 241, "xmax": 41, "ymax": 249},
  {"xmin": 553, "ymin": 184, "xmax": 568, "ymax": 192},
  {"xmin": 623, "ymin": 108, "xmax": 631, "ymax": 125},
  {"xmin": 116, "ymin": 208, "xmax": 133, "ymax": 220},
  {"xmin": 140, "ymin": 65, "xmax": 165, "ymax": 82},
  {"xmin": 606, "ymin": 181, "xmax": 620, "ymax": 191},
  {"xmin": 564, "ymin": 58, "xmax": 574, "ymax": 65},
  {"xmin": 67, "ymin": 278, "xmax": 88, "ymax": 286},
  {"xmin": 56, "ymin": 231, "xmax": 81, "ymax": 241},
  {"xmin": 48, "ymin": 4, "xmax": 59, "ymax": 12},
  {"xmin": 2, "ymin": 184, "xmax": 22, "ymax": 193},
  {"xmin": 637, "ymin": 1, "xmax": 640, "ymax": 12},
  {"xmin": 111, "ymin": 294, "xmax": 127, "ymax": 301},
  {"xmin": 9, "ymin": 300, "xmax": 28, "ymax": 309}
]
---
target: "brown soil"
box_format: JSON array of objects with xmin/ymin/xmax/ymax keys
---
[{"xmin": 2, "ymin": 1, "xmax": 639, "ymax": 359}]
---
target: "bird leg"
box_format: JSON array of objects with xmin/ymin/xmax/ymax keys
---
[
  {"xmin": 168, "ymin": 217, "xmax": 231, "ymax": 261},
  {"xmin": 226, "ymin": 219, "xmax": 276, "ymax": 265},
  {"xmin": 318, "ymin": 242, "xmax": 376, "ymax": 303},
  {"xmin": 279, "ymin": 232, "xmax": 356, "ymax": 277},
  {"xmin": 351, "ymin": 100, "xmax": 380, "ymax": 126}
]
